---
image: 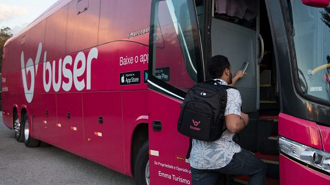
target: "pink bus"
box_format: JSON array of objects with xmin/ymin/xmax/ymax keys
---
[{"xmin": 2, "ymin": 0, "xmax": 330, "ymax": 184}]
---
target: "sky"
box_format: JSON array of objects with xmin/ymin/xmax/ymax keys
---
[{"xmin": 0, "ymin": 0, "xmax": 58, "ymax": 35}]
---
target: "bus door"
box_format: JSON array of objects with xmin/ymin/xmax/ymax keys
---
[
  {"xmin": 147, "ymin": 0, "xmax": 205, "ymax": 184},
  {"xmin": 210, "ymin": 0, "xmax": 260, "ymax": 114},
  {"xmin": 207, "ymin": 1, "xmax": 263, "ymax": 160},
  {"xmin": 206, "ymin": 1, "xmax": 281, "ymax": 184}
]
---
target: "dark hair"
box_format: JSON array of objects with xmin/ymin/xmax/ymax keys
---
[{"xmin": 207, "ymin": 55, "xmax": 230, "ymax": 79}]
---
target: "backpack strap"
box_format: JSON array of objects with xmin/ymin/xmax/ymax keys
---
[
  {"xmin": 186, "ymin": 138, "xmax": 193, "ymax": 159},
  {"xmin": 205, "ymin": 79, "xmax": 237, "ymax": 90},
  {"xmin": 222, "ymin": 85, "xmax": 235, "ymax": 90}
]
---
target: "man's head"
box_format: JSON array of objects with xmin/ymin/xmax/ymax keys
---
[{"xmin": 208, "ymin": 55, "xmax": 232, "ymax": 84}]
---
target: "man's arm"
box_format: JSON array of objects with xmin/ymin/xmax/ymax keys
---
[
  {"xmin": 230, "ymin": 70, "xmax": 245, "ymax": 87},
  {"xmin": 225, "ymin": 112, "xmax": 249, "ymax": 133}
]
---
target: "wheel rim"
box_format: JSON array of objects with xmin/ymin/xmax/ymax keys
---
[
  {"xmin": 145, "ymin": 160, "xmax": 150, "ymax": 185},
  {"xmin": 14, "ymin": 118, "xmax": 20, "ymax": 137},
  {"xmin": 24, "ymin": 119, "xmax": 30, "ymax": 141}
]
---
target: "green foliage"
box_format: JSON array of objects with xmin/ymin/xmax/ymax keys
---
[{"xmin": 0, "ymin": 27, "xmax": 13, "ymax": 72}]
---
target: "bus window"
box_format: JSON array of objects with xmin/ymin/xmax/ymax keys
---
[
  {"xmin": 289, "ymin": 1, "xmax": 330, "ymax": 103},
  {"xmin": 150, "ymin": 0, "xmax": 204, "ymax": 92}
]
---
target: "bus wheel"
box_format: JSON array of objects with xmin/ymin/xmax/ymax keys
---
[
  {"xmin": 22, "ymin": 114, "xmax": 40, "ymax": 147},
  {"xmin": 134, "ymin": 141, "xmax": 149, "ymax": 185},
  {"xmin": 14, "ymin": 114, "xmax": 23, "ymax": 142}
]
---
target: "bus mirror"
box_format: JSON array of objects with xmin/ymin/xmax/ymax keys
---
[{"xmin": 302, "ymin": 0, "xmax": 330, "ymax": 7}]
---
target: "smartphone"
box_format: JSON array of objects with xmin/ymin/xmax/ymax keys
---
[{"xmin": 242, "ymin": 62, "xmax": 249, "ymax": 73}]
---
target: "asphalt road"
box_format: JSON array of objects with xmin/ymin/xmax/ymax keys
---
[{"xmin": 0, "ymin": 114, "xmax": 135, "ymax": 185}]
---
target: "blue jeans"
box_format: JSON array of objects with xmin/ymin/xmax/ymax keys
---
[{"xmin": 191, "ymin": 149, "xmax": 267, "ymax": 185}]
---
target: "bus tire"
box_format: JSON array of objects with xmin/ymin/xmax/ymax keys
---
[
  {"xmin": 22, "ymin": 114, "xmax": 40, "ymax": 147},
  {"xmin": 14, "ymin": 114, "xmax": 23, "ymax": 142},
  {"xmin": 134, "ymin": 141, "xmax": 149, "ymax": 185}
]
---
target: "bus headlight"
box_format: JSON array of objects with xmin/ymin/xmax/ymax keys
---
[{"xmin": 279, "ymin": 137, "xmax": 330, "ymax": 174}]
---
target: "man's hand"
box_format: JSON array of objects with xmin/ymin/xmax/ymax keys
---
[
  {"xmin": 230, "ymin": 70, "xmax": 245, "ymax": 87},
  {"xmin": 241, "ymin": 112, "xmax": 249, "ymax": 126},
  {"xmin": 235, "ymin": 70, "xmax": 246, "ymax": 79}
]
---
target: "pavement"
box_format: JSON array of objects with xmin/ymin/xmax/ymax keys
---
[{"xmin": 0, "ymin": 114, "xmax": 135, "ymax": 185}]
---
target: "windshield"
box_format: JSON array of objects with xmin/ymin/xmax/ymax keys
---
[{"xmin": 290, "ymin": 1, "xmax": 330, "ymax": 102}]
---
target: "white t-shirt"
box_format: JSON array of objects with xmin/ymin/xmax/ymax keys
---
[{"xmin": 190, "ymin": 79, "xmax": 242, "ymax": 169}]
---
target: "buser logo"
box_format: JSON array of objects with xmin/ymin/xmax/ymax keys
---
[
  {"xmin": 192, "ymin": 119, "xmax": 201, "ymax": 126},
  {"xmin": 21, "ymin": 43, "xmax": 42, "ymax": 103},
  {"xmin": 21, "ymin": 43, "xmax": 98, "ymax": 103},
  {"xmin": 190, "ymin": 119, "xmax": 201, "ymax": 131}
]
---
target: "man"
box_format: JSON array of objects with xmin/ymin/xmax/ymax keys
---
[{"xmin": 189, "ymin": 55, "xmax": 266, "ymax": 185}]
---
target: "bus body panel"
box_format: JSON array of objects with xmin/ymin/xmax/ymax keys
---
[
  {"xmin": 122, "ymin": 90, "xmax": 149, "ymax": 176},
  {"xmin": 83, "ymin": 91, "xmax": 125, "ymax": 174},
  {"xmin": 278, "ymin": 113, "xmax": 323, "ymax": 150},
  {"xmin": 2, "ymin": 70, "xmax": 24, "ymax": 129},
  {"xmin": 148, "ymin": 90, "xmax": 192, "ymax": 185},
  {"xmin": 319, "ymin": 125, "xmax": 330, "ymax": 153},
  {"xmin": 280, "ymin": 154, "xmax": 330, "ymax": 184},
  {"xmin": 44, "ymin": 5, "xmax": 68, "ymax": 61},
  {"xmin": 57, "ymin": 93, "xmax": 85, "ymax": 156},
  {"xmin": 32, "ymin": 93, "xmax": 58, "ymax": 144},
  {"xmin": 66, "ymin": 0, "xmax": 100, "ymax": 55},
  {"xmin": 2, "ymin": 39, "xmax": 150, "ymax": 176}
]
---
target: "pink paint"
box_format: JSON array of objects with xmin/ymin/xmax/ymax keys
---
[
  {"xmin": 278, "ymin": 113, "xmax": 322, "ymax": 149},
  {"xmin": 302, "ymin": 0, "xmax": 330, "ymax": 7},
  {"xmin": 279, "ymin": 113, "xmax": 330, "ymax": 185},
  {"xmin": 2, "ymin": 0, "xmax": 151, "ymax": 179},
  {"xmin": 280, "ymin": 154, "xmax": 330, "ymax": 184},
  {"xmin": 148, "ymin": 90, "xmax": 192, "ymax": 185},
  {"xmin": 319, "ymin": 125, "xmax": 330, "ymax": 153}
]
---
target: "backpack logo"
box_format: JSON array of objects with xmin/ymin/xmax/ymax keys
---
[
  {"xmin": 190, "ymin": 119, "xmax": 201, "ymax": 131},
  {"xmin": 192, "ymin": 119, "xmax": 201, "ymax": 126}
]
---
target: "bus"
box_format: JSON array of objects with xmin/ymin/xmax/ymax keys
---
[{"xmin": 2, "ymin": 0, "xmax": 330, "ymax": 184}]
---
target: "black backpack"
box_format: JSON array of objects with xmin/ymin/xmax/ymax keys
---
[{"xmin": 177, "ymin": 80, "xmax": 233, "ymax": 142}]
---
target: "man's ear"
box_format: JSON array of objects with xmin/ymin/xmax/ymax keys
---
[{"xmin": 224, "ymin": 68, "xmax": 230, "ymax": 76}]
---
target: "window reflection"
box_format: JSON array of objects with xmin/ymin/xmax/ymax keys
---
[{"xmin": 291, "ymin": 1, "xmax": 330, "ymax": 101}]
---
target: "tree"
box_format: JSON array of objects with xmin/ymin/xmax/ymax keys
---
[{"xmin": 0, "ymin": 27, "xmax": 13, "ymax": 72}]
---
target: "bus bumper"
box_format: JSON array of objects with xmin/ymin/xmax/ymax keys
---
[{"xmin": 280, "ymin": 154, "xmax": 330, "ymax": 185}]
